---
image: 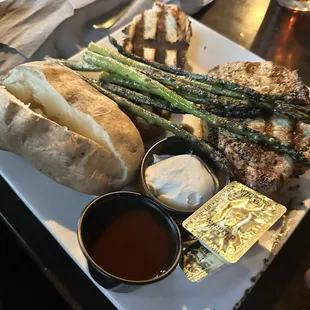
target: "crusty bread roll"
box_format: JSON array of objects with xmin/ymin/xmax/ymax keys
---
[{"xmin": 1, "ymin": 62, "xmax": 145, "ymax": 195}]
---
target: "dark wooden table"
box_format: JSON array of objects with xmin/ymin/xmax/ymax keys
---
[
  {"xmin": 196, "ymin": 0, "xmax": 310, "ymax": 86},
  {"xmin": 1, "ymin": 0, "xmax": 310, "ymax": 309}
]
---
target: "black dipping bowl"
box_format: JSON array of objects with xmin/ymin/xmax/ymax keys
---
[
  {"xmin": 77, "ymin": 192, "xmax": 182, "ymax": 291},
  {"xmin": 141, "ymin": 137, "xmax": 229, "ymax": 214}
]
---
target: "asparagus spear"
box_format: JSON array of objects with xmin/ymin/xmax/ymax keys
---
[
  {"xmin": 47, "ymin": 55, "xmax": 260, "ymax": 119},
  {"xmin": 88, "ymin": 42, "xmax": 248, "ymax": 100},
  {"xmin": 99, "ymin": 82, "xmax": 183, "ymax": 113},
  {"xmin": 273, "ymin": 102, "xmax": 310, "ymax": 123},
  {"xmin": 87, "ymin": 79, "xmax": 234, "ymax": 175},
  {"xmin": 98, "ymin": 73, "xmax": 263, "ymax": 118},
  {"xmin": 49, "ymin": 56, "xmax": 255, "ymax": 110},
  {"xmin": 99, "ymin": 69, "xmax": 253, "ymax": 109},
  {"xmin": 44, "ymin": 56, "xmax": 101, "ymax": 71},
  {"xmin": 113, "ymin": 62, "xmax": 310, "ymax": 121},
  {"xmin": 48, "ymin": 56, "xmax": 310, "ymax": 121},
  {"xmin": 83, "ymin": 51, "xmax": 310, "ymax": 167},
  {"xmin": 100, "ymin": 79, "xmax": 265, "ymax": 118},
  {"xmin": 87, "ymin": 44, "xmax": 310, "ymax": 120},
  {"xmin": 99, "ymin": 72, "xmax": 220, "ymax": 104},
  {"xmin": 44, "ymin": 56, "xmax": 234, "ymax": 173},
  {"xmin": 108, "ymin": 36, "xmax": 260, "ymax": 97},
  {"xmin": 56, "ymin": 54, "xmax": 310, "ymax": 122},
  {"xmin": 138, "ymin": 67, "xmax": 310, "ymax": 119},
  {"xmin": 108, "ymin": 36, "xmax": 309, "ymax": 107},
  {"xmin": 97, "ymin": 61, "xmax": 274, "ymax": 119}
]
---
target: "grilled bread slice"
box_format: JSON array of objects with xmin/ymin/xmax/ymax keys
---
[
  {"xmin": 122, "ymin": 1, "xmax": 192, "ymax": 68},
  {"xmin": 204, "ymin": 61, "xmax": 310, "ymax": 194},
  {"xmin": 122, "ymin": 2, "xmax": 193, "ymax": 139}
]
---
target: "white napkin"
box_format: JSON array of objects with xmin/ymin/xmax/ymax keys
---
[
  {"xmin": 0, "ymin": 0, "xmax": 99, "ymax": 59},
  {"xmin": 0, "ymin": 0, "xmax": 130, "ymax": 73},
  {"xmin": 0, "ymin": 0, "xmax": 213, "ymax": 74}
]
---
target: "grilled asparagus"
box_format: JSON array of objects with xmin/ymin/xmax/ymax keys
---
[{"xmin": 83, "ymin": 51, "xmax": 310, "ymax": 167}]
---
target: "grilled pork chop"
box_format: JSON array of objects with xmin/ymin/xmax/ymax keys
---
[
  {"xmin": 122, "ymin": 1, "xmax": 192, "ymax": 67},
  {"xmin": 205, "ymin": 61, "xmax": 310, "ymax": 194}
]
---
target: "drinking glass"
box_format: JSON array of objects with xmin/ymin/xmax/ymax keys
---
[{"xmin": 277, "ymin": 0, "xmax": 310, "ymax": 11}]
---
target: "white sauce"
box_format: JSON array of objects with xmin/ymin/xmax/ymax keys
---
[{"xmin": 145, "ymin": 154, "xmax": 216, "ymax": 211}]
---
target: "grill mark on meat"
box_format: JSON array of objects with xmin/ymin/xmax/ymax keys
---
[
  {"xmin": 245, "ymin": 62, "xmax": 261, "ymax": 75},
  {"xmin": 265, "ymin": 117, "xmax": 272, "ymax": 137},
  {"xmin": 203, "ymin": 123, "xmax": 219, "ymax": 147},
  {"xmin": 266, "ymin": 118, "xmax": 285, "ymax": 185},
  {"xmin": 270, "ymin": 63, "xmax": 279, "ymax": 79},
  {"xmin": 294, "ymin": 122, "xmax": 304, "ymax": 151},
  {"xmin": 211, "ymin": 125, "xmax": 219, "ymax": 147},
  {"xmin": 290, "ymin": 120, "xmax": 299, "ymax": 177},
  {"xmin": 209, "ymin": 61, "xmax": 309, "ymax": 100},
  {"xmin": 290, "ymin": 119, "xmax": 297, "ymax": 147},
  {"xmin": 295, "ymin": 122, "xmax": 310, "ymax": 157}
]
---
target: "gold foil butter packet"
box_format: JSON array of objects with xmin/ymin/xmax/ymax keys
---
[
  {"xmin": 182, "ymin": 181, "xmax": 287, "ymax": 264},
  {"xmin": 181, "ymin": 241, "xmax": 226, "ymax": 282}
]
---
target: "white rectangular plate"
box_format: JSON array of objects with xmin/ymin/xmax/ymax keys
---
[{"xmin": 1, "ymin": 18, "xmax": 310, "ymax": 310}]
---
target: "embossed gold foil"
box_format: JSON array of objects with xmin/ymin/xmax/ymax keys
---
[
  {"xmin": 181, "ymin": 242, "xmax": 225, "ymax": 282},
  {"xmin": 182, "ymin": 182, "xmax": 287, "ymax": 263}
]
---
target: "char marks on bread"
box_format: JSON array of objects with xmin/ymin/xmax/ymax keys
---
[
  {"xmin": 121, "ymin": 1, "xmax": 193, "ymax": 139},
  {"xmin": 122, "ymin": 1, "xmax": 192, "ymax": 67}
]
